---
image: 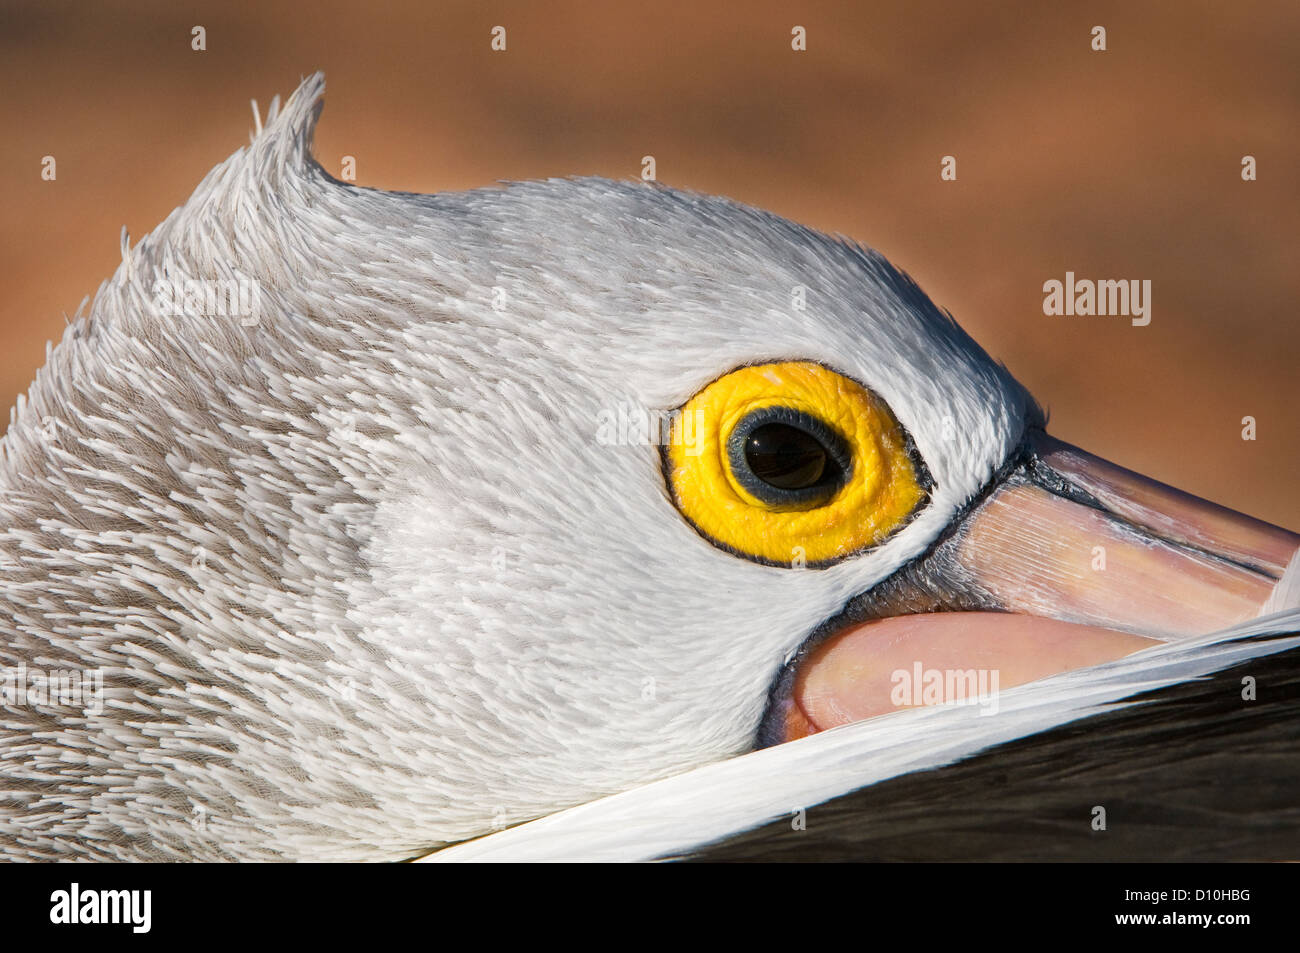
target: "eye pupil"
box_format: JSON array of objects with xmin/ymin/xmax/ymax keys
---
[
  {"xmin": 724, "ymin": 405, "xmax": 853, "ymax": 509},
  {"xmin": 745, "ymin": 424, "xmax": 828, "ymax": 489}
]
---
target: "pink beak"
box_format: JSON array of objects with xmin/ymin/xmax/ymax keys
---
[{"xmin": 765, "ymin": 431, "xmax": 1300, "ymax": 743}]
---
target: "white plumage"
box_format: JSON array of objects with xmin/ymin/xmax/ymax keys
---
[
  {"xmin": 428, "ymin": 611, "xmax": 1300, "ymax": 861},
  {"xmin": 1, "ymin": 74, "xmax": 1293, "ymax": 862}
]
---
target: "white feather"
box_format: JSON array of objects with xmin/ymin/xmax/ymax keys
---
[{"xmin": 424, "ymin": 608, "xmax": 1300, "ymax": 861}]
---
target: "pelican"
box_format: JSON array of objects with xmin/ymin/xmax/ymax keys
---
[{"xmin": 1, "ymin": 74, "xmax": 1296, "ymax": 862}]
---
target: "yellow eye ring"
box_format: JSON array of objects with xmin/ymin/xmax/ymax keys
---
[{"xmin": 664, "ymin": 361, "xmax": 930, "ymax": 567}]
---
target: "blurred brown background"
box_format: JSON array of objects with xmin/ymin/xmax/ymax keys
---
[{"xmin": 1, "ymin": 0, "xmax": 1295, "ymax": 525}]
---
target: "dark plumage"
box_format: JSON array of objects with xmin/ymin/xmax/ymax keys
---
[{"xmin": 693, "ymin": 635, "xmax": 1300, "ymax": 861}]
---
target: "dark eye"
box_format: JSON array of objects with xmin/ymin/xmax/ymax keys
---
[
  {"xmin": 726, "ymin": 407, "xmax": 852, "ymax": 509},
  {"xmin": 745, "ymin": 424, "xmax": 828, "ymax": 488}
]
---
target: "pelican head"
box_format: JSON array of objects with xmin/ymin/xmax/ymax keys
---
[{"xmin": 1, "ymin": 75, "xmax": 1295, "ymax": 861}]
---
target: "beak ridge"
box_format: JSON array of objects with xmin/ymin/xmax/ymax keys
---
[{"xmin": 951, "ymin": 432, "xmax": 1300, "ymax": 639}]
